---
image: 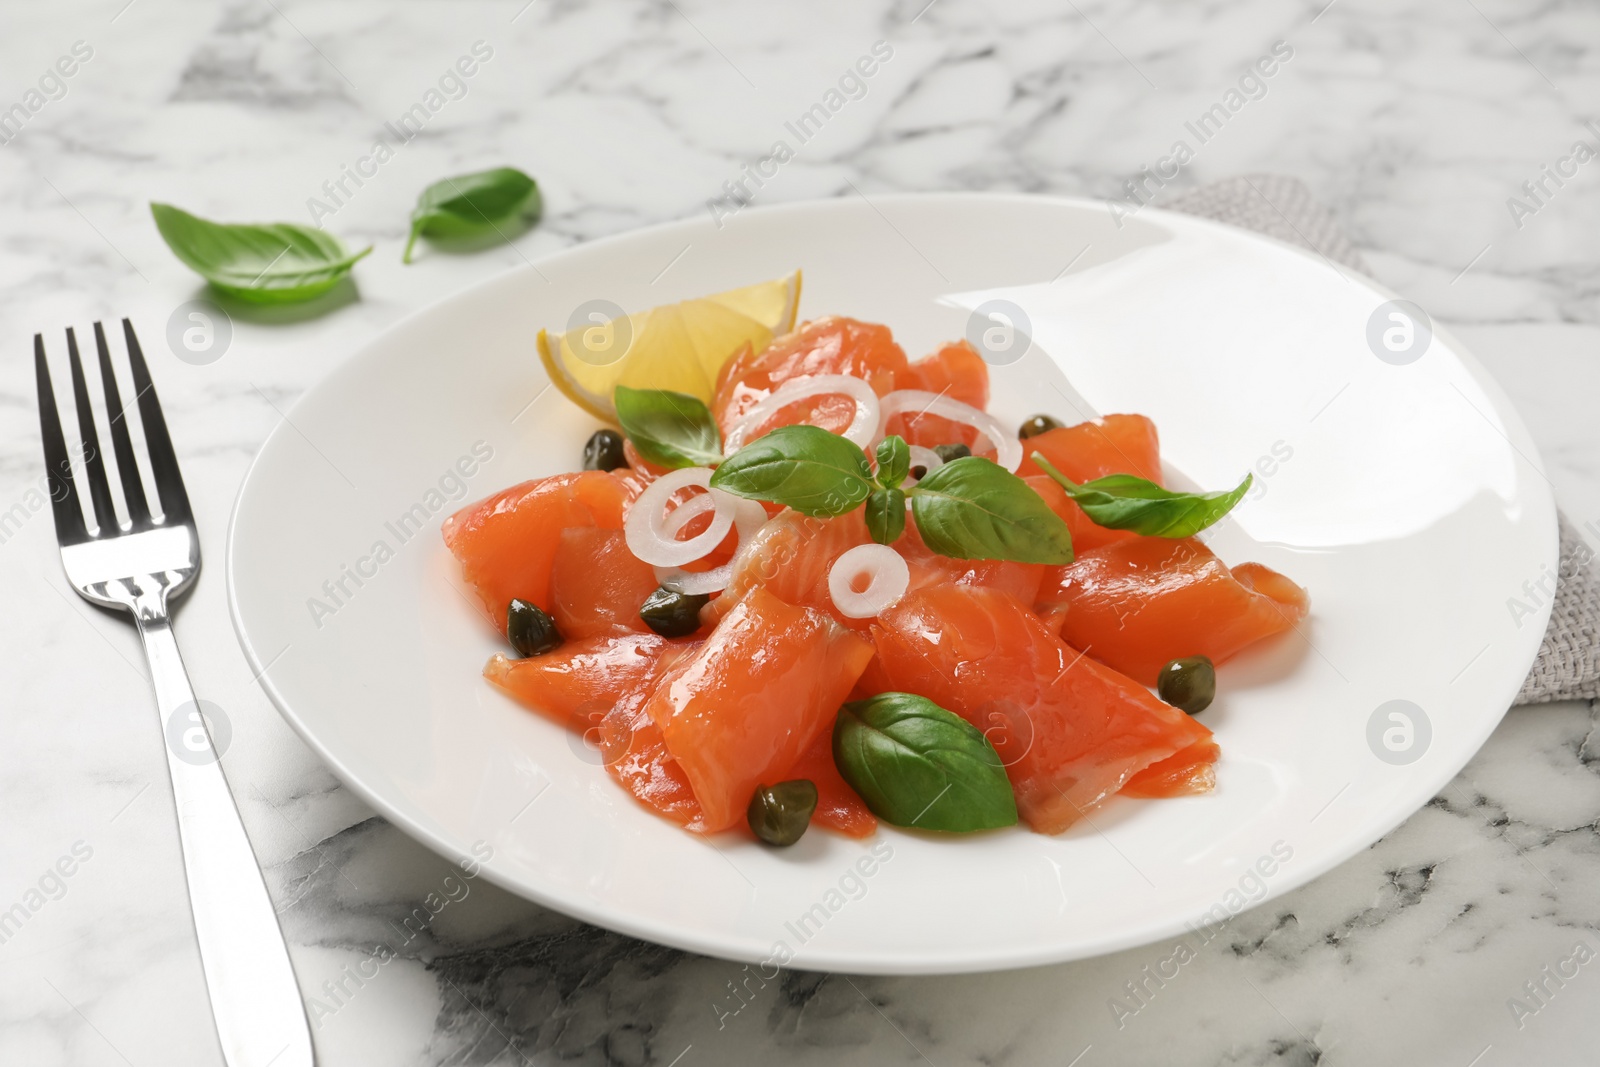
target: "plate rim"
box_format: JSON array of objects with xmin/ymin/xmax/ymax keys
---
[{"xmin": 225, "ymin": 190, "xmax": 1558, "ymax": 973}]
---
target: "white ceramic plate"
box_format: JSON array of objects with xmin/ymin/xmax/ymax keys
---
[{"xmin": 228, "ymin": 193, "xmax": 1555, "ymax": 974}]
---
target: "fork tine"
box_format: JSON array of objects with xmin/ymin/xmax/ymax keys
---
[
  {"xmin": 65, "ymin": 327, "xmax": 119, "ymax": 534},
  {"xmin": 34, "ymin": 334, "xmax": 90, "ymax": 544},
  {"xmin": 93, "ymin": 321, "xmax": 152, "ymax": 527},
  {"xmin": 122, "ymin": 318, "xmax": 192, "ymax": 523}
]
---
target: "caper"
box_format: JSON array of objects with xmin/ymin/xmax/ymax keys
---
[
  {"xmin": 639, "ymin": 586, "xmax": 710, "ymax": 638},
  {"xmin": 1157, "ymin": 656, "xmax": 1216, "ymax": 715},
  {"xmin": 583, "ymin": 428, "xmax": 629, "ymax": 472},
  {"xmin": 910, "ymin": 464, "xmax": 928, "ymax": 481},
  {"xmin": 747, "ymin": 780, "xmax": 818, "ymax": 846},
  {"xmin": 932, "ymin": 442, "xmax": 971, "ymax": 463},
  {"xmin": 507, "ymin": 598, "xmax": 563, "ymax": 657},
  {"xmin": 1018, "ymin": 414, "xmax": 1063, "ymax": 439}
]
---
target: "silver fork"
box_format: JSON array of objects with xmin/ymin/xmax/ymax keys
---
[{"xmin": 36, "ymin": 320, "xmax": 313, "ymax": 1067}]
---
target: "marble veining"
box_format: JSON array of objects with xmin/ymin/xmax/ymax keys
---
[{"xmin": 1, "ymin": 0, "xmax": 1598, "ymax": 1064}]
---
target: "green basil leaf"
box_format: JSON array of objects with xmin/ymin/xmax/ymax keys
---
[
  {"xmin": 403, "ymin": 166, "xmax": 541, "ymax": 263},
  {"xmin": 1031, "ymin": 453, "xmax": 1250, "ymax": 538},
  {"xmin": 833, "ymin": 692, "xmax": 1017, "ymax": 833},
  {"xmin": 614, "ymin": 386, "xmax": 723, "ymax": 469},
  {"xmin": 709, "ymin": 424, "xmax": 874, "ymax": 516},
  {"xmin": 150, "ymin": 202, "xmax": 371, "ymax": 304},
  {"xmin": 875, "ymin": 435, "xmax": 910, "ymax": 490},
  {"xmin": 909, "ymin": 456, "xmax": 1073, "ymax": 563},
  {"xmin": 864, "ymin": 487, "xmax": 906, "ymax": 545}
]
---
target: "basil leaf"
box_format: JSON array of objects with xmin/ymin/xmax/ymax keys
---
[
  {"xmin": 709, "ymin": 424, "xmax": 873, "ymax": 516},
  {"xmin": 1031, "ymin": 453, "xmax": 1250, "ymax": 538},
  {"xmin": 403, "ymin": 167, "xmax": 541, "ymax": 263},
  {"xmin": 614, "ymin": 386, "xmax": 723, "ymax": 469},
  {"xmin": 833, "ymin": 693, "xmax": 1017, "ymax": 833},
  {"xmin": 150, "ymin": 202, "xmax": 371, "ymax": 304},
  {"xmin": 909, "ymin": 456, "xmax": 1073, "ymax": 563},
  {"xmin": 864, "ymin": 487, "xmax": 906, "ymax": 545},
  {"xmin": 875, "ymin": 435, "xmax": 910, "ymax": 490}
]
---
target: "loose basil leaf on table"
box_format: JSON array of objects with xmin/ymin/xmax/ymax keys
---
[
  {"xmin": 908, "ymin": 456, "xmax": 1074, "ymax": 564},
  {"xmin": 709, "ymin": 424, "xmax": 875, "ymax": 516},
  {"xmin": 864, "ymin": 487, "xmax": 906, "ymax": 545},
  {"xmin": 874, "ymin": 434, "xmax": 910, "ymax": 490},
  {"xmin": 1031, "ymin": 452, "xmax": 1251, "ymax": 538},
  {"xmin": 403, "ymin": 166, "xmax": 542, "ymax": 263},
  {"xmin": 150, "ymin": 202, "xmax": 371, "ymax": 304},
  {"xmin": 833, "ymin": 692, "xmax": 1017, "ymax": 833},
  {"xmin": 613, "ymin": 386, "xmax": 724, "ymax": 469}
]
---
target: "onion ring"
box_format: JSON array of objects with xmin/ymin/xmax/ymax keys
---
[
  {"xmin": 624, "ymin": 467, "xmax": 737, "ymax": 567},
  {"xmin": 828, "ymin": 543, "xmax": 912, "ymax": 619},
  {"xmin": 877, "ymin": 390, "xmax": 1022, "ymax": 472},
  {"xmin": 654, "ymin": 498, "xmax": 769, "ymax": 595},
  {"xmin": 724, "ymin": 374, "xmax": 881, "ymax": 451}
]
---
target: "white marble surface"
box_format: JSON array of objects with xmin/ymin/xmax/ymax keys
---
[{"xmin": 2, "ymin": 1, "xmax": 1598, "ymax": 1064}]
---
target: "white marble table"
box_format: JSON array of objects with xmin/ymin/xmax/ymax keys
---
[{"xmin": 3, "ymin": 1, "xmax": 1597, "ymax": 1064}]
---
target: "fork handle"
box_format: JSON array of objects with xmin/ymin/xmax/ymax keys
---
[{"xmin": 135, "ymin": 605, "xmax": 315, "ymax": 1067}]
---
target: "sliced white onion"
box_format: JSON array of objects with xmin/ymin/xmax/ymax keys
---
[
  {"xmin": 625, "ymin": 467, "xmax": 737, "ymax": 567},
  {"xmin": 828, "ymin": 543, "xmax": 911, "ymax": 619},
  {"xmin": 724, "ymin": 374, "xmax": 882, "ymax": 451},
  {"xmin": 877, "ymin": 390, "xmax": 1022, "ymax": 472},
  {"xmin": 654, "ymin": 498, "xmax": 769, "ymax": 595},
  {"xmin": 905, "ymin": 445, "xmax": 943, "ymax": 480}
]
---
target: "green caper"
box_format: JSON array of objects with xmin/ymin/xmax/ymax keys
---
[
  {"xmin": 747, "ymin": 780, "xmax": 818, "ymax": 846},
  {"xmin": 932, "ymin": 442, "xmax": 971, "ymax": 463},
  {"xmin": 1018, "ymin": 414, "xmax": 1063, "ymax": 439},
  {"xmin": 582, "ymin": 429, "xmax": 629, "ymax": 472},
  {"xmin": 1157, "ymin": 656, "xmax": 1216, "ymax": 715},
  {"xmin": 639, "ymin": 586, "xmax": 710, "ymax": 638},
  {"xmin": 508, "ymin": 598, "xmax": 563, "ymax": 657}
]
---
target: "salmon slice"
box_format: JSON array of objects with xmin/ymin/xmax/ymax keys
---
[
  {"xmin": 600, "ymin": 648, "xmax": 708, "ymax": 831},
  {"xmin": 548, "ymin": 528, "xmax": 660, "ymax": 640},
  {"xmin": 710, "ymin": 508, "xmax": 874, "ymax": 627},
  {"xmin": 1121, "ymin": 739, "xmax": 1219, "ymax": 798},
  {"xmin": 483, "ymin": 633, "xmax": 670, "ymax": 729},
  {"xmin": 645, "ymin": 587, "xmax": 875, "ymax": 832},
  {"xmin": 896, "ymin": 520, "xmax": 1047, "ymax": 607},
  {"xmin": 1039, "ymin": 537, "xmax": 1309, "ymax": 686},
  {"xmin": 1017, "ymin": 414, "xmax": 1164, "ymax": 554},
  {"xmin": 1018, "ymin": 413, "xmax": 1163, "ymax": 482},
  {"xmin": 886, "ymin": 340, "xmax": 991, "ymax": 450},
  {"xmin": 712, "ymin": 317, "xmax": 909, "ymax": 440},
  {"xmin": 443, "ymin": 471, "xmax": 632, "ymax": 634},
  {"xmin": 862, "ymin": 585, "xmax": 1213, "ymax": 833},
  {"xmin": 780, "ymin": 728, "xmax": 878, "ymax": 838}
]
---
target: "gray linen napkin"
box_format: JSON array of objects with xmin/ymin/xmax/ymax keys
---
[{"xmin": 1166, "ymin": 175, "xmax": 1599, "ymax": 705}]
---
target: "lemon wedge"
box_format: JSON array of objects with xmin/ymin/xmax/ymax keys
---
[{"xmin": 538, "ymin": 271, "xmax": 802, "ymax": 422}]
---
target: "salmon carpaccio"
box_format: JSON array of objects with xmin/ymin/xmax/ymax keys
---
[
  {"xmin": 447, "ymin": 312, "xmax": 1310, "ymax": 841},
  {"xmin": 861, "ymin": 584, "xmax": 1214, "ymax": 833}
]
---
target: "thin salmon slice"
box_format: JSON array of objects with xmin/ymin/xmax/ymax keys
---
[
  {"xmin": 645, "ymin": 587, "xmax": 875, "ymax": 832},
  {"xmin": 710, "ymin": 508, "xmax": 874, "ymax": 628},
  {"xmin": 443, "ymin": 471, "xmax": 632, "ymax": 634},
  {"xmin": 712, "ymin": 317, "xmax": 909, "ymax": 440},
  {"xmin": 601, "ymin": 647, "xmax": 708, "ymax": 831},
  {"xmin": 862, "ymin": 585, "xmax": 1213, "ymax": 833},
  {"xmin": 1039, "ymin": 537, "xmax": 1309, "ymax": 685},
  {"xmin": 483, "ymin": 633, "xmax": 670, "ymax": 729},
  {"xmin": 548, "ymin": 528, "xmax": 660, "ymax": 640},
  {"xmin": 886, "ymin": 340, "xmax": 991, "ymax": 451},
  {"xmin": 1121, "ymin": 739, "xmax": 1219, "ymax": 797},
  {"xmin": 1017, "ymin": 414, "xmax": 1163, "ymax": 554},
  {"xmin": 780, "ymin": 728, "xmax": 878, "ymax": 838},
  {"xmin": 896, "ymin": 520, "xmax": 1047, "ymax": 608}
]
